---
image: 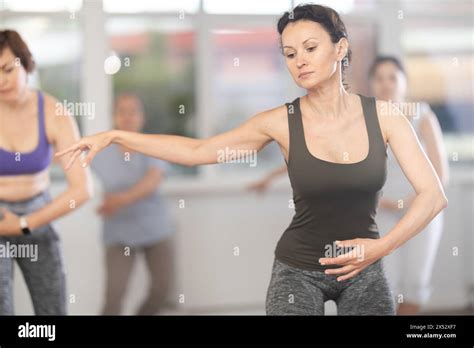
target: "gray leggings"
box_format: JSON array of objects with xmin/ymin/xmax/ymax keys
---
[
  {"xmin": 266, "ymin": 258, "xmax": 395, "ymax": 315},
  {"xmin": 0, "ymin": 192, "xmax": 66, "ymax": 315}
]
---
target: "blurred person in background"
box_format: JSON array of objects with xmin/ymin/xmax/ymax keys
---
[
  {"xmin": 92, "ymin": 93, "xmax": 174, "ymax": 315},
  {"xmin": 369, "ymin": 56, "xmax": 449, "ymax": 315}
]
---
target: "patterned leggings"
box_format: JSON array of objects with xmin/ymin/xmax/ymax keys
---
[
  {"xmin": 266, "ymin": 258, "xmax": 395, "ymax": 315},
  {"xmin": 0, "ymin": 192, "xmax": 66, "ymax": 315}
]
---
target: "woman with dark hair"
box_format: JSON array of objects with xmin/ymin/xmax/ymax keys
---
[
  {"xmin": 55, "ymin": 4, "xmax": 448, "ymax": 315},
  {"xmin": 369, "ymin": 56, "xmax": 449, "ymax": 315},
  {"xmin": 247, "ymin": 54, "xmax": 450, "ymax": 315},
  {"xmin": 0, "ymin": 30, "xmax": 92, "ymax": 314}
]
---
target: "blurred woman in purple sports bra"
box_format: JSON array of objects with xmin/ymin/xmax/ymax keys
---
[{"xmin": 0, "ymin": 30, "xmax": 92, "ymax": 315}]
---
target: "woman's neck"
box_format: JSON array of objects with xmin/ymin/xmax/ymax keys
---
[
  {"xmin": 0, "ymin": 87, "xmax": 33, "ymax": 112},
  {"xmin": 304, "ymin": 80, "xmax": 351, "ymax": 121}
]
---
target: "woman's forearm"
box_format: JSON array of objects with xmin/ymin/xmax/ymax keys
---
[
  {"xmin": 26, "ymin": 184, "xmax": 92, "ymax": 230},
  {"xmin": 402, "ymin": 168, "xmax": 449, "ymax": 209},
  {"xmin": 270, "ymin": 165, "xmax": 288, "ymax": 179},
  {"xmin": 262, "ymin": 165, "xmax": 288, "ymax": 184},
  {"xmin": 380, "ymin": 190, "xmax": 448, "ymax": 255},
  {"xmin": 115, "ymin": 169, "xmax": 162, "ymax": 206},
  {"xmin": 110, "ymin": 130, "xmax": 201, "ymax": 167}
]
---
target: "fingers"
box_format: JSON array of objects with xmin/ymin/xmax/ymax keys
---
[
  {"xmin": 323, "ymin": 264, "xmax": 361, "ymax": 281},
  {"xmin": 55, "ymin": 142, "xmax": 80, "ymax": 158},
  {"xmin": 59, "ymin": 140, "xmax": 99, "ymax": 170},
  {"xmin": 318, "ymin": 239, "xmax": 362, "ymax": 265},
  {"xmin": 65, "ymin": 148, "xmax": 83, "ymax": 170},
  {"xmin": 0, "ymin": 208, "xmax": 13, "ymax": 221},
  {"xmin": 246, "ymin": 182, "xmax": 264, "ymax": 192},
  {"xmin": 335, "ymin": 268, "xmax": 360, "ymax": 282},
  {"xmin": 82, "ymin": 146, "xmax": 98, "ymax": 168},
  {"xmin": 0, "ymin": 207, "xmax": 11, "ymax": 216},
  {"xmin": 57, "ymin": 140, "xmax": 88, "ymax": 170},
  {"xmin": 245, "ymin": 183, "xmax": 256, "ymax": 191},
  {"xmin": 319, "ymin": 252, "xmax": 355, "ymax": 266},
  {"xmin": 324, "ymin": 264, "xmax": 356, "ymax": 276},
  {"xmin": 98, "ymin": 207, "xmax": 113, "ymax": 217},
  {"xmin": 255, "ymin": 184, "xmax": 267, "ymax": 194}
]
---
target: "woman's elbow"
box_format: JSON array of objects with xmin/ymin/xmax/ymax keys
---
[
  {"xmin": 441, "ymin": 170, "xmax": 450, "ymax": 188},
  {"xmin": 85, "ymin": 183, "xmax": 94, "ymax": 201},
  {"xmin": 184, "ymin": 159, "xmax": 198, "ymax": 167},
  {"xmin": 75, "ymin": 183, "xmax": 94, "ymax": 206},
  {"xmin": 436, "ymin": 190, "xmax": 449, "ymax": 212}
]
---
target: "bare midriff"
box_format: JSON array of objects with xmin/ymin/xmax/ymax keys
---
[{"xmin": 0, "ymin": 167, "xmax": 50, "ymax": 202}]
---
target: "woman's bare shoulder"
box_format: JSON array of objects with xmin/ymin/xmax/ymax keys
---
[
  {"xmin": 374, "ymin": 99, "xmax": 400, "ymax": 145},
  {"xmin": 41, "ymin": 91, "xmax": 80, "ymax": 145},
  {"xmin": 252, "ymin": 103, "xmax": 290, "ymax": 140}
]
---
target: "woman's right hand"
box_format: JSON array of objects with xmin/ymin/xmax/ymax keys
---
[
  {"xmin": 246, "ymin": 178, "xmax": 271, "ymax": 195},
  {"xmin": 378, "ymin": 197, "xmax": 400, "ymax": 212},
  {"xmin": 55, "ymin": 130, "xmax": 115, "ymax": 170}
]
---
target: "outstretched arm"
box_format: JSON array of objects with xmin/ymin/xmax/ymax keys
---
[{"xmin": 56, "ymin": 110, "xmax": 275, "ymax": 169}]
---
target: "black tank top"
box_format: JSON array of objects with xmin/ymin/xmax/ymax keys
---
[{"xmin": 275, "ymin": 94, "xmax": 387, "ymax": 271}]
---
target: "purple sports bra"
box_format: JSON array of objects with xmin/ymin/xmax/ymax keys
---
[{"xmin": 0, "ymin": 90, "xmax": 53, "ymax": 176}]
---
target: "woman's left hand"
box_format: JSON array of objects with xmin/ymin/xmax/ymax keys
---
[
  {"xmin": 318, "ymin": 238, "xmax": 390, "ymax": 281},
  {"xmin": 55, "ymin": 131, "xmax": 114, "ymax": 170},
  {"xmin": 0, "ymin": 208, "xmax": 22, "ymax": 236},
  {"xmin": 96, "ymin": 193, "xmax": 127, "ymax": 217}
]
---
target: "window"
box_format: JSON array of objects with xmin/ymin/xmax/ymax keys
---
[
  {"xmin": 1, "ymin": 16, "xmax": 81, "ymax": 103},
  {"xmin": 203, "ymin": 0, "xmax": 291, "ymax": 14},
  {"xmin": 0, "ymin": 0, "xmax": 82, "ymax": 12},
  {"xmin": 210, "ymin": 25, "xmax": 293, "ymax": 175},
  {"xmin": 107, "ymin": 16, "xmax": 197, "ymax": 176},
  {"xmin": 400, "ymin": 15, "xmax": 474, "ymax": 163},
  {"xmin": 103, "ymin": 0, "xmax": 200, "ymax": 14}
]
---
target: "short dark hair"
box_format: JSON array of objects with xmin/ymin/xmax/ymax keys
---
[
  {"xmin": 368, "ymin": 55, "xmax": 406, "ymax": 79},
  {"xmin": 0, "ymin": 30, "xmax": 36, "ymax": 73},
  {"xmin": 277, "ymin": 3, "xmax": 352, "ymax": 77}
]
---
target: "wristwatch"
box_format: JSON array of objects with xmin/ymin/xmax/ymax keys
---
[{"xmin": 19, "ymin": 216, "xmax": 32, "ymax": 235}]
